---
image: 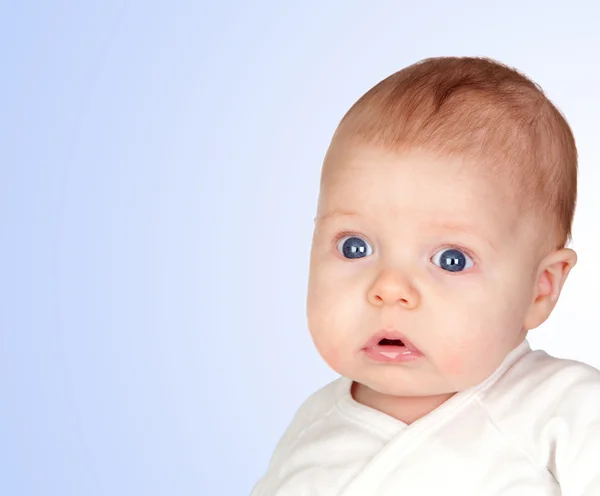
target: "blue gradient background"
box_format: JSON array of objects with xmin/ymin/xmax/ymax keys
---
[{"xmin": 2, "ymin": 2, "xmax": 600, "ymax": 494}]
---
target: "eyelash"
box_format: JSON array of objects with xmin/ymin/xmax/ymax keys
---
[
  {"xmin": 331, "ymin": 230, "xmax": 368, "ymax": 249},
  {"xmin": 331, "ymin": 231, "xmax": 478, "ymax": 265}
]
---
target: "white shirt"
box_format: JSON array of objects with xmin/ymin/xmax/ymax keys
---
[{"xmin": 251, "ymin": 341, "xmax": 600, "ymax": 495}]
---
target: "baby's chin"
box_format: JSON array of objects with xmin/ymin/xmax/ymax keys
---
[
  {"xmin": 353, "ymin": 365, "xmax": 500, "ymax": 402},
  {"xmin": 346, "ymin": 363, "xmax": 475, "ymax": 398},
  {"xmin": 354, "ymin": 377, "xmax": 455, "ymax": 399}
]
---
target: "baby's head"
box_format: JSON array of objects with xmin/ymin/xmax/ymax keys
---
[{"xmin": 306, "ymin": 57, "xmax": 577, "ymax": 399}]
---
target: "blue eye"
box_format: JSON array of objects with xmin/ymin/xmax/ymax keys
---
[
  {"xmin": 431, "ymin": 248, "xmax": 473, "ymax": 272},
  {"xmin": 337, "ymin": 235, "xmax": 373, "ymax": 259}
]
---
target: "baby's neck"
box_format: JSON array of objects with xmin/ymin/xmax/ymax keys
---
[{"xmin": 351, "ymin": 381, "xmax": 456, "ymax": 425}]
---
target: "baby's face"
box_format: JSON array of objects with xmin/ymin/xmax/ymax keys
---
[{"xmin": 307, "ymin": 145, "xmax": 544, "ymax": 398}]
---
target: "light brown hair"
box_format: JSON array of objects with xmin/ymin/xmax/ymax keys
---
[{"xmin": 325, "ymin": 57, "xmax": 577, "ymax": 247}]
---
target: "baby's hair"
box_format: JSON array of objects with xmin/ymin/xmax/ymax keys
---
[{"xmin": 325, "ymin": 57, "xmax": 577, "ymax": 248}]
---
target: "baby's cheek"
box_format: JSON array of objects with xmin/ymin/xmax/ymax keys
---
[
  {"xmin": 438, "ymin": 340, "xmax": 507, "ymax": 389},
  {"xmin": 312, "ymin": 332, "xmax": 345, "ymax": 372},
  {"xmin": 439, "ymin": 353, "xmax": 466, "ymax": 376},
  {"xmin": 435, "ymin": 335, "xmax": 485, "ymax": 380},
  {"xmin": 309, "ymin": 313, "xmax": 353, "ymax": 374},
  {"xmin": 434, "ymin": 332, "xmax": 468, "ymax": 368},
  {"xmin": 307, "ymin": 299, "xmax": 353, "ymax": 372},
  {"xmin": 323, "ymin": 348, "xmax": 344, "ymax": 372}
]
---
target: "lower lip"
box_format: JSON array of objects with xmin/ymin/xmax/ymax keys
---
[{"xmin": 363, "ymin": 345, "xmax": 424, "ymax": 363}]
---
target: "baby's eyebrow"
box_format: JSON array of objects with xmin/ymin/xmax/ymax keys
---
[
  {"xmin": 426, "ymin": 221, "xmax": 498, "ymax": 252},
  {"xmin": 428, "ymin": 221, "xmax": 477, "ymax": 235},
  {"xmin": 315, "ymin": 210, "xmax": 361, "ymax": 221}
]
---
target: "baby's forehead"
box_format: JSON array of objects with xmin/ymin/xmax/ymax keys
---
[
  {"xmin": 317, "ymin": 147, "xmax": 533, "ymax": 245},
  {"xmin": 321, "ymin": 146, "xmax": 511, "ymax": 211}
]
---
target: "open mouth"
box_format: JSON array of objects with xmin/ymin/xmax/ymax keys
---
[
  {"xmin": 361, "ymin": 330, "xmax": 424, "ymax": 362},
  {"xmin": 378, "ymin": 338, "xmax": 405, "ymax": 346}
]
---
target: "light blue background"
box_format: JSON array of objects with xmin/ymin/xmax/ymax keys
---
[{"xmin": 2, "ymin": 1, "xmax": 600, "ymax": 494}]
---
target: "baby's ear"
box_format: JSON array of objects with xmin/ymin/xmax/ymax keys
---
[{"xmin": 523, "ymin": 248, "xmax": 577, "ymax": 330}]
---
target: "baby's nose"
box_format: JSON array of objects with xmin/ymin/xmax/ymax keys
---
[{"xmin": 367, "ymin": 270, "xmax": 420, "ymax": 309}]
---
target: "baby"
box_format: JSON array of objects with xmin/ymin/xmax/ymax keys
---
[{"xmin": 251, "ymin": 57, "xmax": 600, "ymax": 495}]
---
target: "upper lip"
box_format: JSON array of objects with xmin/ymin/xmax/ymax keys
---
[{"xmin": 362, "ymin": 329, "xmax": 422, "ymax": 354}]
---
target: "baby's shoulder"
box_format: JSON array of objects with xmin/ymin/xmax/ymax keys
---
[
  {"xmin": 476, "ymin": 350, "xmax": 600, "ymax": 478},
  {"xmin": 287, "ymin": 376, "xmax": 348, "ymax": 428},
  {"xmin": 477, "ymin": 349, "xmax": 600, "ymax": 444},
  {"xmin": 265, "ymin": 376, "xmax": 347, "ymax": 467},
  {"xmin": 480, "ymin": 349, "xmax": 600, "ymax": 412}
]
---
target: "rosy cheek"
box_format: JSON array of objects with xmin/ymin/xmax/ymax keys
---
[
  {"xmin": 324, "ymin": 349, "xmax": 343, "ymax": 372},
  {"xmin": 312, "ymin": 333, "xmax": 344, "ymax": 372},
  {"xmin": 439, "ymin": 353, "xmax": 466, "ymax": 376},
  {"xmin": 435, "ymin": 335, "xmax": 480, "ymax": 377}
]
